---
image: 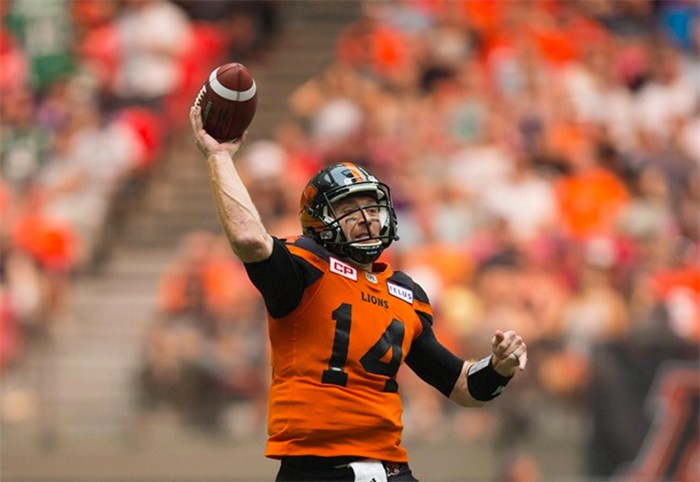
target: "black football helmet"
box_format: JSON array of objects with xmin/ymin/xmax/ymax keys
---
[{"xmin": 300, "ymin": 162, "xmax": 398, "ymax": 264}]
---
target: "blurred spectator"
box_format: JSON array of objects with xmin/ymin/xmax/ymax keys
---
[
  {"xmin": 272, "ymin": 120, "xmax": 323, "ymax": 181},
  {"xmin": 336, "ymin": 1, "xmax": 412, "ymax": 81},
  {"xmin": 1, "ymin": 85, "xmax": 49, "ymax": 191},
  {"xmin": 157, "ymin": 231, "xmax": 219, "ymax": 319},
  {"xmin": 0, "ymin": 17, "xmax": 29, "ymax": 94},
  {"xmin": 553, "ymin": 135, "xmax": 630, "ymax": 239},
  {"xmin": 140, "ymin": 232, "xmax": 265, "ymax": 435},
  {"xmin": 11, "ymin": 192, "xmax": 79, "ymax": 279},
  {"xmin": 235, "ymin": 140, "xmax": 300, "ymax": 229},
  {"xmin": 174, "ymin": 0, "xmax": 280, "ymax": 62},
  {"xmin": 635, "ymin": 45, "xmax": 698, "ymax": 141},
  {"xmin": 561, "ymin": 238, "xmax": 631, "ymax": 358},
  {"xmin": 619, "ymin": 164, "xmax": 677, "ymax": 263},
  {"xmin": 658, "ymin": 0, "xmax": 700, "ymax": 53},
  {"xmin": 0, "ymin": 185, "xmax": 38, "ymax": 371},
  {"xmin": 101, "ymin": 0, "xmax": 193, "ymax": 112},
  {"xmin": 480, "ymin": 149, "xmax": 559, "ymax": 243},
  {"xmin": 3, "ymin": 0, "xmax": 76, "ymax": 94},
  {"xmin": 32, "ymin": 86, "xmax": 157, "ymax": 266}
]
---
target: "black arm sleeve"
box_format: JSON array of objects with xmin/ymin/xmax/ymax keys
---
[
  {"xmin": 405, "ymin": 314, "xmax": 465, "ymax": 398},
  {"xmin": 244, "ymin": 237, "xmax": 320, "ymax": 318}
]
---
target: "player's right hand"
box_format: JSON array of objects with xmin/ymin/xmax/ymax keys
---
[{"xmin": 190, "ymin": 105, "xmax": 246, "ymax": 159}]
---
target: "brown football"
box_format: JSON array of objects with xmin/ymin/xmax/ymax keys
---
[{"xmin": 194, "ymin": 62, "xmax": 258, "ymax": 141}]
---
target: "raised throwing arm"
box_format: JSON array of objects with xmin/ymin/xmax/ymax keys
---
[{"xmin": 189, "ymin": 105, "xmax": 273, "ymax": 262}]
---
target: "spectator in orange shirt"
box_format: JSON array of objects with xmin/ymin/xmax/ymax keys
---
[
  {"xmin": 336, "ymin": 1, "xmax": 411, "ymax": 79},
  {"xmin": 552, "ymin": 120, "xmax": 629, "ymax": 239}
]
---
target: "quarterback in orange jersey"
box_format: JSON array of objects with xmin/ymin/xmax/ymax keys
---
[{"xmin": 190, "ymin": 106, "xmax": 528, "ymax": 482}]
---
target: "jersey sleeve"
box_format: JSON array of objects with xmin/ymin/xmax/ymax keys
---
[
  {"xmin": 387, "ymin": 271, "xmax": 434, "ymax": 324},
  {"xmin": 393, "ymin": 274, "xmax": 463, "ymax": 398},
  {"xmin": 243, "ymin": 237, "xmax": 323, "ymax": 318},
  {"xmin": 405, "ymin": 315, "xmax": 464, "ymax": 397}
]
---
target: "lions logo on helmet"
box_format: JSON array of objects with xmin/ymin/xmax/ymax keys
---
[{"xmin": 299, "ymin": 162, "xmax": 399, "ymax": 264}]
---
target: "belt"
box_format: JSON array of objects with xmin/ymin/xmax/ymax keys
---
[{"xmin": 280, "ymin": 456, "xmax": 406, "ymax": 476}]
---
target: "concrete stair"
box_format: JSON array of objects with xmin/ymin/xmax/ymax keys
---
[{"xmin": 2, "ymin": 1, "xmax": 360, "ymax": 452}]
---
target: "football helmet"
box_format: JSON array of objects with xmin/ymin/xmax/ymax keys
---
[{"xmin": 300, "ymin": 162, "xmax": 398, "ymax": 264}]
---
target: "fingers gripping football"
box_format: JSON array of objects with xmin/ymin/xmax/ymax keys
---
[
  {"xmin": 490, "ymin": 330, "xmax": 527, "ymax": 377},
  {"xmin": 190, "ymin": 105, "xmax": 245, "ymax": 158}
]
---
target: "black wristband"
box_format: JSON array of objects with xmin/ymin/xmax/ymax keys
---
[{"xmin": 466, "ymin": 356, "xmax": 513, "ymax": 401}]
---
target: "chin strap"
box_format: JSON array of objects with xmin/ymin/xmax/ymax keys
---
[{"xmin": 342, "ymin": 241, "xmax": 384, "ymax": 264}]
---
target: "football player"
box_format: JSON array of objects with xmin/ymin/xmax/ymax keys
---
[{"xmin": 190, "ymin": 106, "xmax": 527, "ymax": 482}]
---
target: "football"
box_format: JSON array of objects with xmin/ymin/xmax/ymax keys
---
[{"xmin": 194, "ymin": 62, "xmax": 258, "ymax": 141}]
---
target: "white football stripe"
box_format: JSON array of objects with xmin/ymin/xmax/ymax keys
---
[{"xmin": 208, "ymin": 67, "xmax": 257, "ymax": 102}]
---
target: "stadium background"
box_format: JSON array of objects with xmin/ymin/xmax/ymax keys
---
[{"xmin": 1, "ymin": 0, "xmax": 698, "ymax": 481}]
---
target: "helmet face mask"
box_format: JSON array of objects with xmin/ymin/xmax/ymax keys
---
[{"xmin": 300, "ymin": 163, "xmax": 398, "ymax": 264}]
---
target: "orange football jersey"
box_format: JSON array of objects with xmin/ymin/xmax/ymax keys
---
[{"xmin": 262, "ymin": 237, "xmax": 433, "ymax": 462}]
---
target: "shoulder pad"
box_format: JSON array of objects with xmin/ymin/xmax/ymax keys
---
[
  {"xmin": 285, "ymin": 236, "xmax": 330, "ymax": 267},
  {"xmin": 388, "ymin": 270, "xmax": 433, "ymax": 323},
  {"xmin": 387, "ymin": 271, "xmax": 430, "ymax": 304}
]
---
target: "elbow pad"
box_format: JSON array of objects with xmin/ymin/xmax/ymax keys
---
[{"xmin": 467, "ymin": 356, "xmax": 513, "ymax": 401}]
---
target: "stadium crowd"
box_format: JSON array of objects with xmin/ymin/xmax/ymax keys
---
[
  {"xmin": 0, "ymin": 0, "xmax": 278, "ymax": 369},
  {"xmin": 2, "ymin": 0, "xmax": 699, "ymax": 480}
]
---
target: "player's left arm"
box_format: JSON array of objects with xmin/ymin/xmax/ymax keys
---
[{"xmin": 406, "ymin": 321, "xmax": 527, "ymax": 408}]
